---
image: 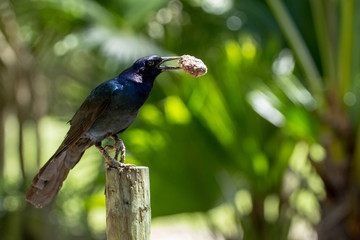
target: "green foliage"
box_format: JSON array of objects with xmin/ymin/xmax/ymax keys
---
[{"xmin": 1, "ymin": 0, "xmax": 360, "ymax": 239}]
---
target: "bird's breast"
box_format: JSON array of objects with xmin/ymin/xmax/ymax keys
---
[{"xmin": 84, "ymin": 81, "xmax": 153, "ymax": 142}]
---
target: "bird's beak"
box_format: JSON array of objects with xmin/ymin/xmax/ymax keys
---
[{"xmin": 157, "ymin": 56, "xmax": 181, "ymax": 71}]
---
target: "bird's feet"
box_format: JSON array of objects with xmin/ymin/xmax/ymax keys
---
[
  {"xmin": 105, "ymin": 160, "xmax": 135, "ymax": 169},
  {"xmin": 95, "ymin": 136, "xmax": 130, "ymax": 169},
  {"xmin": 104, "ymin": 135, "xmax": 126, "ymax": 163},
  {"xmin": 105, "ymin": 157, "xmax": 121, "ymax": 168}
]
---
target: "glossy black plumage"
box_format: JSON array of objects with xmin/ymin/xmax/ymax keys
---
[{"xmin": 26, "ymin": 55, "xmax": 180, "ymax": 208}]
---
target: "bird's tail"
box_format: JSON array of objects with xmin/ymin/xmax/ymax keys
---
[{"xmin": 26, "ymin": 139, "xmax": 92, "ymax": 208}]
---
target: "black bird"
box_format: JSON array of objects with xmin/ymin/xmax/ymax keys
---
[{"xmin": 26, "ymin": 55, "xmax": 181, "ymax": 208}]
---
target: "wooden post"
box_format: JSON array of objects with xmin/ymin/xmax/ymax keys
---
[{"xmin": 105, "ymin": 166, "xmax": 151, "ymax": 240}]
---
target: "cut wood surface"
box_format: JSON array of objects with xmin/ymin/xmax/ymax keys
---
[{"xmin": 106, "ymin": 166, "xmax": 151, "ymax": 240}]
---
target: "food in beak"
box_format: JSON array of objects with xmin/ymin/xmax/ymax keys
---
[{"xmin": 178, "ymin": 55, "xmax": 207, "ymax": 77}]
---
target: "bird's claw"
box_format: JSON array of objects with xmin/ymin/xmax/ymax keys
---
[
  {"xmin": 105, "ymin": 135, "xmax": 125, "ymax": 162},
  {"xmin": 105, "ymin": 157, "xmax": 121, "ymax": 168},
  {"xmin": 119, "ymin": 162, "xmax": 135, "ymax": 169},
  {"xmin": 96, "ymin": 135, "xmax": 127, "ymax": 168},
  {"xmin": 105, "ymin": 159, "xmax": 134, "ymax": 169}
]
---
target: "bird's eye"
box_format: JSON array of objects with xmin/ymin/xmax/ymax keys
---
[{"xmin": 147, "ymin": 60, "xmax": 155, "ymax": 67}]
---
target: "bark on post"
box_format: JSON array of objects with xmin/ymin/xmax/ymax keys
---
[{"xmin": 105, "ymin": 166, "xmax": 151, "ymax": 240}]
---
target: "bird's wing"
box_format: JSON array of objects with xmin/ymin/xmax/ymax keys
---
[{"xmin": 53, "ymin": 83, "xmax": 115, "ymax": 157}]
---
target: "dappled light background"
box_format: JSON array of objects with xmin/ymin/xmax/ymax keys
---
[{"xmin": 1, "ymin": 0, "xmax": 360, "ymax": 239}]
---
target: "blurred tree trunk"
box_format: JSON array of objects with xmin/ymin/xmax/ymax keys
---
[
  {"xmin": 0, "ymin": 1, "xmax": 47, "ymax": 238},
  {"xmin": 0, "ymin": 95, "xmax": 4, "ymax": 178},
  {"xmin": 315, "ymin": 93, "xmax": 360, "ymax": 239},
  {"xmin": 317, "ymin": 0, "xmax": 360, "ymax": 238},
  {"xmin": 0, "ymin": 0, "xmax": 46, "ymax": 179},
  {"xmin": 266, "ymin": 0, "xmax": 360, "ymax": 239}
]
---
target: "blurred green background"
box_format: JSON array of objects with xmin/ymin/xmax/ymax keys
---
[{"xmin": 1, "ymin": 0, "xmax": 360, "ymax": 239}]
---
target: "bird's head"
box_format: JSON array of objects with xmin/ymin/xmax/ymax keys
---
[{"xmin": 130, "ymin": 55, "xmax": 181, "ymax": 81}]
